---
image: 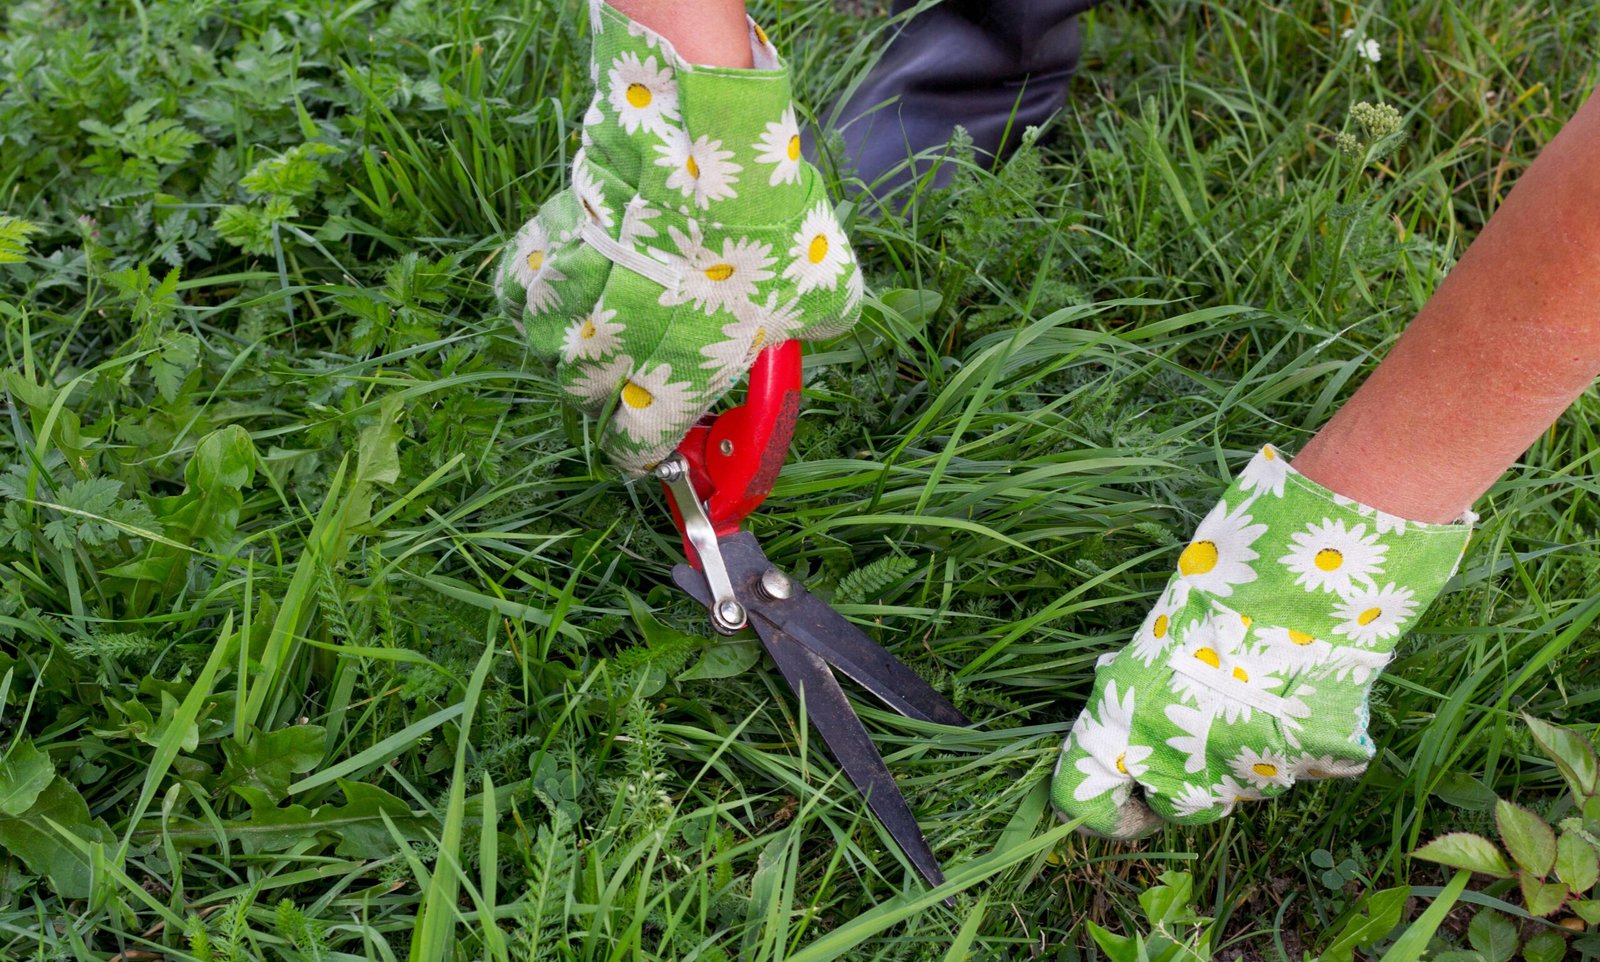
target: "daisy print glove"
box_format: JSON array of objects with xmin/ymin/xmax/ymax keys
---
[
  {"xmin": 497, "ymin": 0, "xmax": 863, "ymax": 474},
  {"xmin": 1050, "ymin": 445, "xmax": 1473, "ymax": 838}
]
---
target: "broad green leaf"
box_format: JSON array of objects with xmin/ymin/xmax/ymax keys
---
[
  {"xmin": 679, "ymin": 639, "xmax": 761, "ymax": 681},
  {"xmin": 1498, "ymin": 800, "xmax": 1557, "ymax": 876},
  {"xmin": 1086, "ymin": 922, "xmax": 1139, "ymax": 962},
  {"xmin": 211, "ymin": 780, "xmax": 421, "ymax": 857},
  {"xmin": 1556, "ymin": 829, "xmax": 1600, "ymax": 892},
  {"xmin": 0, "ymin": 742, "xmax": 54, "ymax": 816},
  {"xmin": 1570, "ymin": 898, "xmax": 1600, "ymax": 925},
  {"xmin": 221, "ymin": 725, "xmax": 327, "ymax": 804},
  {"xmin": 1521, "ymin": 930, "xmax": 1565, "ymax": 962},
  {"xmin": 1139, "ymin": 870, "xmax": 1203, "ymax": 927},
  {"xmin": 1412, "ymin": 833, "xmax": 1514, "ymax": 878},
  {"xmin": 1523, "ymin": 714, "xmax": 1599, "ymax": 799},
  {"xmin": 1465, "ymin": 909, "xmax": 1516, "ymax": 962},
  {"xmin": 1428, "ymin": 952, "xmax": 1485, "ymax": 962},
  {"xmin": 0, "ymin": 777, "xmax": 112, "ymax": 898},
  {"xmin": 1518, "ymin": 872, "xmax": 1568, "ymax": 917},
  {"xmin": 356, "ymin": 394, "xmax": 405, "ymax": 486},
  {"xmin": 191, "ymin": 425, "xmax": 256, "ymax": 492},
  {"xmin": 1432, "ymin": 772, "xmax": 1497, "ymax": 811},
  {"xmin": 1321, "ymin": 886, "xmax": 1407, "ymax": 962}
]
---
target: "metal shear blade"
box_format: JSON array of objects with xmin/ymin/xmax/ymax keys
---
[{"xmin": 672, "ymin": 532, "xmax": 970, "ymax": 893}]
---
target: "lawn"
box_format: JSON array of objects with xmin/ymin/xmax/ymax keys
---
[{"xmin": 2, "ymin": 0, "xmax": 1598, "ymax": 958}]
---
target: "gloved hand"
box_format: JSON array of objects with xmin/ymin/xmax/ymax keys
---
[
  {"xmin": 1051, "ymin": 445, "xmax": 1473, "ymax": 838},
  {"xmin": 497, "ymin": 0, "xmax": 863, "ymax": 474}
]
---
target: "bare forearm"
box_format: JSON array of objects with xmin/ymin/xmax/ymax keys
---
[
  {"xmin": 1294, "ymin": 86, "xmax": 1600, "ymax": 523},
  {"xmin": 609, "ymin": 0, "xmax": 753, "ymax": 68}
]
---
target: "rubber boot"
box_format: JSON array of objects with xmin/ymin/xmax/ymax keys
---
[{"xmin": 814, "ymin": 0, "xmax": 1100, "ymax": 198}]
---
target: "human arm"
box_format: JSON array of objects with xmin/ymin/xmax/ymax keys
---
[
  {"xmin": 1294, "ymin": 85, "xmax": 1600, "ymax": 522},
  {"xmin": 608, "ymin": 0, "xmax": 754, "ymax": 68}
]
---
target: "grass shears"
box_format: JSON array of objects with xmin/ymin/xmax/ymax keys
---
[{"xmin": 653, "ymin": 340, "xmax": 970, "ymax": 894}]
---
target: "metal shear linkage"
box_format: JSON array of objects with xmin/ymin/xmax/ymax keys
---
[{"xmin": 654, "ymin": 341, "xmax": 970, "ymax": 892}]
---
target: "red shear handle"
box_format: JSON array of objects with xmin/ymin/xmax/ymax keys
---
[{"xmin": 665, "ymin": 340, "xmax": 803, "ymax": 554}]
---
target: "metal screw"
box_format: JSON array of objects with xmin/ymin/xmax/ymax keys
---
[
  {"xmin": 719, "ymin": 439, "xmax": 734, "ymax": 457},
  {"xmin": 654, "ymin": 457, "xmax": 685, "ymax": 482},
  {"xmin": 758, "ymin": 568, "xmax": 793, "ymax": 601},
  {"xmin": 714, "ymin": 600, "xmax": 747, "ymax": 632}
]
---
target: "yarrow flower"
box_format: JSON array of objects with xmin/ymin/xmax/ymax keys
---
[{"xmin": 1340, "ymin": 28, "xmax": 1382, "ymax": 63}]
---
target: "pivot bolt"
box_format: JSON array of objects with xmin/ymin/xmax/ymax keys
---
[
  {"xmin": 654, "ymin": 458, "xmax": 685, "ymax": 482},
  {"xmin": 714, "ymin": 600, "xmax": 747, "ymax": 632},
  {"xmin": 758, "ymin": 568, "xmax": 793, "ymax": 601}
]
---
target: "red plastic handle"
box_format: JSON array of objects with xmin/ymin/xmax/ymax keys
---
[{"xmin": 664, "ymin": 340, "xmax": 803, "ymax": 562}]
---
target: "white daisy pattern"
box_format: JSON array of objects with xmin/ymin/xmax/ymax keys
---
[
  {"xmin": 1238, "ymin": 444, "xmax": 1291, "ymax": 498},
  {"xmin": 1164, "ymin": 702, "xmax": 1212, "ymax": 774},
  {"xmin": 1176, "ymin": 496, "xmax": 1267, "ymax": 597},
  {"xmin": 654, "ymin": 128, "xmax": 741, "ymax": 209},
  {"xmin": 618, "ymin": 195, "xmax": 661, "ymax": 247},
  {"xmin": 753, "ymin": 105, "xmax": 803, "ymax": 186},
  {"xmin": 566, "ymin": 354, "xmax": 634, "ymax": 406},
  {"xmin": 615, "ymin": 362, "xmax": 698, "ymax": 445},
  {"xmin": 572, "ymin": 152, "xmax": 614, "ymax": 231},
  {"xmin": 1129, "ymin": 579, "xmax": 1190, "ymax": 666},
  {"xmin": 561, "ymin": 300, "xmax": 624, "ymax": 363},
  {"xmin": 1279, "ymin": 518, "xmax": 1387, "ymax": 595},
  {"xmin": 657, "ymin": 223, "xmax": 775, "ymax": 315},
  {"xmin": 1330, "ymin": 582, "xmax": 1418, "ymax": 646},
  {"xmin": 1070, "ymin": 681, "xmax": 1151, "ymax": 806},
  {"xmin": 1212, "ymin": 775, "xmax": 1265, "ymax": 814},
  {"xmin": 607, "ymin": 51, "xmax": 679, "ymax": 137},
  {"xmin": 1230, "ymin": 746, "xmax": 1294, "ymax": 790},
  {"xmin": 781, "ymin": 202, "xmax": 852, "ymax": 294},
  {"xmin": 507, "ymin": 219, "xmax": 566, "ymax": 314},
  {"xmin": 1292, "ymin": 754, "xmax": 1369, "ymax": 780},
  {"xmin": 1169, "ymin": 782, "xmax": 1220, "ymax": 818}
]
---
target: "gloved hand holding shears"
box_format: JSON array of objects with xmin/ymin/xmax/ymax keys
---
[
  {"xmin": 497, "ymin": 0, "xmax": 965, "ymax": 894},
  {"xmin": 497, "ymin": 0, "xmax": 861, "ymax": 475}
]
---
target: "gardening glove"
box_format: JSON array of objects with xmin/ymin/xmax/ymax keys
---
[
  {"xmin": 1050, "ymin": 445, "xmax": 1474, "ymax": 838},
  {"xmin": 496, "ymin": 0, "xmax": 864, "ymax": 474}
]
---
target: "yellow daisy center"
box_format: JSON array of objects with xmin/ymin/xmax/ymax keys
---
[
  {"xmin": 1153, "ymin": 614, "xmax": 1169, "ymax": 639},
  {"xmin": 1306, "ymin": 767, "xmax": 1331, "ymax": 779},
  {"xmin": 807, "ymin": 233, "xmax": 829, "ymax": 264},
  {"xmin": 1232, "ymin": 666, "xmax": 1250, "ymax": 682},
  {"xmin": 1314, "ymin": 548, "xmax": 1344, "ymax": 571},
  {"xmin": 787, "ymin": 134, "xmax": 801, "ymax": 161},
  {"xmin": 1358, "ymin": 607, "xmax": 1382, "ymax": 625},
  {"xmin": 704, "ymin": 263, "xmax": 735, "ymax": 281},
  {"xmin": 1178, "ymin": 540, "xmax": 1218, "ymax": 576},
  {"xmin": 753, "ymin": 21, "xmax": 770, "ymax": 46},
  {"xmin": 1114, "ymin": 752, "xmax": 1128, "ymax": 775},
  {"xmin": 750, "ymin": 327, "xmax": 767, "ymax": 353},
  {"xmin": 1240, "ymin": 614, "xmax": 1253, "ymax": 627},
  {"xmin": 1194, "ymin": 647, "xmax": 1221, "ymax": 669},
  {"xmin": 625, "ymin": 82, "xmax": 652, "ymax": 109},
  {"xmin": 1252, "ymin": 762, "xmax": 1279, "ymax": 778},
  {"xmin": 621, "ymin": 381, "xmax": 654, "ymax": 409},
  {"xmin": 1263, "ymin": 445, "xmax": 1276, "ymax": 461},
  {"xmin": 526, "ymin": 250, "xmax": 544, "ymax": 272},
  {"xmin": 685, "ymin": 155, "xmax": 700, "ymax": 179},
  {"xmin": 1288, "ymin": 629, "xmax": 1315, "ymax": 646},
  {"xmin": 579, "ymin": 318, "xmax": 596, "ymax": 339}
]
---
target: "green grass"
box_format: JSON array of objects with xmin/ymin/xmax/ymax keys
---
[{"xmin": 2, "ymin": 0, "xmax": 1598, "ymax": 958}]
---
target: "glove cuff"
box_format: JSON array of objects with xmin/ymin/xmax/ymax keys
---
[{"xmin": 1171, "ymin": 444, "xmax": 1472, "ymax": 655}]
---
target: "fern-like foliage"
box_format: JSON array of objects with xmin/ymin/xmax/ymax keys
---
[
  {"xmin": 835, "ymin": 554, "xmax": 918, "ymax": 605},
  {"xmin": 0, "ymin": 215, "xmax": 39, "ymax": 264}
]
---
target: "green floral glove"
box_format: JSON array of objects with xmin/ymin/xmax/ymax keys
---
[
  {"xmin": 1050, "ymin": 445, "xmax": 1473, "ymax": 838},
  {"xmin": 497, "ymin": 0, "xmax": 863, "ymax": 474}
]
